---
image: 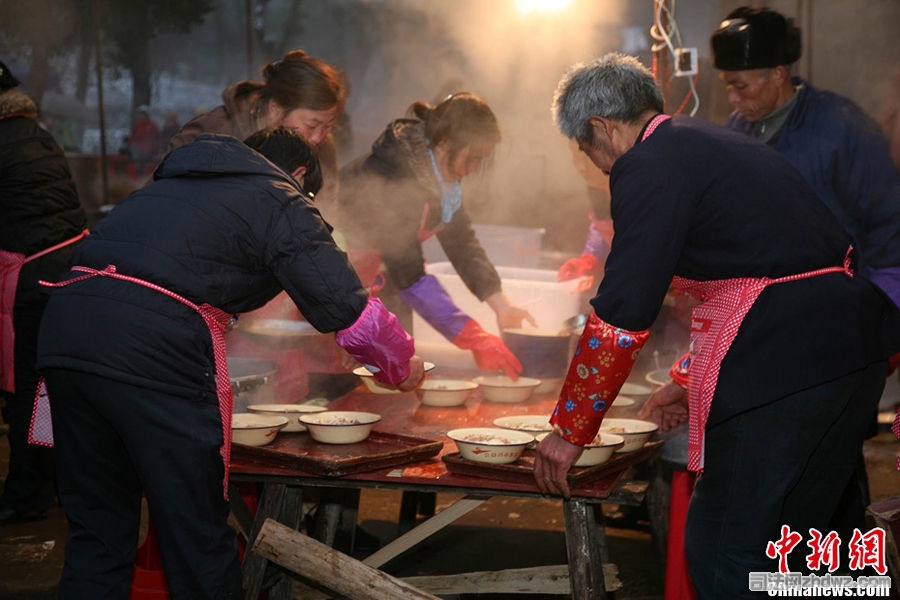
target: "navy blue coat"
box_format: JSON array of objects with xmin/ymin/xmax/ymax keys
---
[
  {"xmin": 37, "ymin": 134, "xmax": 366, "ymax": 401},
  {"xmin": 727, "ymin": 79, "xmax": 900, "ymax": 285},
  {"xmin": 594, "ymin": 116, "xmax": 900, "ymax": 425}
]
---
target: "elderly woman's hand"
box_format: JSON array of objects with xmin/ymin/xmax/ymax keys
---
[
  {"xmin": 637, "ymin": 381, "xmax": 688, "ymax": 432},
  {"xmin": 533, "ymin": 430, "xmax": 583, "ymax": 498}
]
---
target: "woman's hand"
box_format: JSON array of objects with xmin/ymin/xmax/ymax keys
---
[
  {"xmin": 637, "ymin": 381, "xmax": 688, "ymax": 432},
  {"xmin": 396, "ymin": 355, "xmax": 426, "ymax": 391},
  {"xmin": 485, "ymin": 292, "xmax": 537, "ymax": 330}
]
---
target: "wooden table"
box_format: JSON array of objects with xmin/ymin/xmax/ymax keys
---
[{"xmin": 229, "ymin": 382, "xmax": 660, "ymax": 600}]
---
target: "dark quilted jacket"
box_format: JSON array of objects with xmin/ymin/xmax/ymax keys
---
[
  {"xmin": 37, "ymin": 134, "xmax": 366, "ymax": 401},
  {"xmin": 0, "ymin": 88, "xmax": 86, "ymax": 311}
]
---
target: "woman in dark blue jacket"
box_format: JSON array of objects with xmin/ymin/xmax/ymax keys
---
[{"xmin": 36, "ymin": 129, "xmax": 423, "ymax": 599}]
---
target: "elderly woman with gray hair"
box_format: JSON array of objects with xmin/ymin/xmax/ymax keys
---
[{"xmin": 533, "ymin": 52, "xmax": 899, "ymax": 598}]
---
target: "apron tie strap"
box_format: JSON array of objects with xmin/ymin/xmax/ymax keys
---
[
  {"xmin": 672, "ymin": 246, "xmax": 854, "ymax": 471},
  {"xmin": 35, "ymin": 264, "xmax": 235, "ymax": 498}
]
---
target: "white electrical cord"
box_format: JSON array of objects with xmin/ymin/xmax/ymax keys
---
[{"xmin": 650, "ymin": 0, "xmax": 700, "ymax": 116}]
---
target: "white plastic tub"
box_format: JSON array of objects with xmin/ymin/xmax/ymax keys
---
[
  {"xmin": 412, "ymin": 262, "xmax": 594, "ymax": 370},
  {"xmin": 422, "ymin": 224, "xmax": 546, "ymax": 268}
]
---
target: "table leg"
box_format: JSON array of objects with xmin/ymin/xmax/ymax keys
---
[
  {"xmin": 242, "ymin": 483, "xmax": 286, "ymax": 600},
  {"xmin": 399, "ymin": 492, "xmax": 438, "ymax": 534},
  {"xmin": 564, "ymin": 497, "xmax": 608, "ymax": 600},
  {"xmin": 229, "ymin": 482, "xmax": 256, "ymax": 541},
  {"xmin": 311, "ymin": 488, "xmax": 361, "ymax": 553}
]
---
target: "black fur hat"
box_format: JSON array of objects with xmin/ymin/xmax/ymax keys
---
[
  {"xmin": 0, "ymin": 61, "xmax": 20, "ymax": 91},
  {"xmin": 711, "ymin": 7, "xmax": 802, "ymax": 70}
]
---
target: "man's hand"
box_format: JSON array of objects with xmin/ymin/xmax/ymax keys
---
[
  {"xmin": 533, "ymin": 431, "xmax": 583, "ymax": 498},
  {"xmin": 637, "ymin": 381, "xmax": 688, "ymax": 432}
]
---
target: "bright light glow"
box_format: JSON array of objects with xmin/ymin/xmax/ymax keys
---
[{"xmin": 515, "ymin": 0, "xmax": 574, "ymax": 15}]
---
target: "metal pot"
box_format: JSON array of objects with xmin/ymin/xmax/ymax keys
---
[
  {"xmin": 227, "ymin": 357, "xmax": 279, "ymax": 413},
  {"xmin": 500, "ymin": 328, "xmax": 572, "ymax": 380}
]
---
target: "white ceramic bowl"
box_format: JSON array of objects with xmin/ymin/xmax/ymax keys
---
[
  {"xmin": 472, "ymin": 375, "xmax": 541, "ymax": 403},
  {"xmin": 238, "ymin": 318, "xmax": 325, "ymax": 349},
  {"xmin": 599, "ymin": 418, "xmax": 659, "ymax": 452},
  {"xmin": 415, "ymin": 379, "xmax": 478, "ymax": 407},
  {"xmin": 575, "ymin": 432, "xmax": 626, "ymax": 466},
  {"xmin": 619, "ymin": 382, "xmax": 653, "ymax": 398},
  {"xmin": 447, "ymin": 427, "xmax": 534, "ymax": 464},
  {"xmin": 534, "ymin": 377, "xmax": 564, "ymax": 395},
  {"xmin": 606, "ymin": 395, "xmax": 636, "ymax": 417},
  {"xmin": 645, "ymin": 368, "xmax": 672, "ymax": 387},
  {"xmin": 231, "ymin": 413, "xmax": 289, "ymax": 446},
  {"xmin": 492, "ymin": 414, "xmax": 553, "ymax": 434},
  {"xmin": 247, "ymin": 403, "xmax": 328, "ymax": 432},
  {"xmin": 353, "ymin": 362, "xmax": 435, "ymax": 394},
  {"xmin": 612, "ymin": 395, "xmax": 635, "ymax": 408},
  {"xmin": 535, "ymin": 431, "xmax": 626, "ymax": 466},
  {"xmin": 298, "ymin": 411, "xmax": 382, "ymax": 444}
]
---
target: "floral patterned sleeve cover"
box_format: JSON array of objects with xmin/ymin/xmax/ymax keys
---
[{"xmin": 550, "ymin": 312, "xmax": 649, "ymax": 445}]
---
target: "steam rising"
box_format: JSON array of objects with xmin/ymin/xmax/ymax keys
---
[{"xmin": 322, "ymin": 0, "xmax": 633, "ymax": 254}]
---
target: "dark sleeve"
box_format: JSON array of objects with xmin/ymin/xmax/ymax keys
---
[
  {"xmin": 264, "ymin": 193, "xmax": 368, "ymax": 332},
  {"xmin": 438, "ymin": 207, "xmax": 502, "ymax": 301},
  {"xmin": 590, "ymin": 153, "xmax": 695, "ymax": 331},
  {"xmin": 364, "ymin": 179, "xmax": 434, "ymax": 292},
  {"xmin": 832, "ymin": 108, "xmax": 900, "ymax": 272},
  {"xmin": 0, "ymin": 119, "xmax": 87, "ymax": 307}
]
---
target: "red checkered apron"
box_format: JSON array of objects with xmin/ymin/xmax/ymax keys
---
[
  {"xmin": 671, "ymin": 250, "xmax": 853, "ymax": 471},
  {"xmin": 0, "ymin": 230, "xmax": 88, "ymax": 393},
  {"xmin": 28, "ymin": 264, "xmax": 236, "ymax": 498}
]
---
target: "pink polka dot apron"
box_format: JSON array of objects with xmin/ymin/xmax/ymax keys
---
[
  {"xmin": 28, "ymin": 264, "xmax": 236, "ymax": 498},
  {"xmin": 671, "ymin": 250, "xmax": 853, "ymax": 471}
]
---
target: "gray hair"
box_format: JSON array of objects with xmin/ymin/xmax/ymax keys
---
[{"xmin": 552, "ymin": 52, "xmax": 665, "ymax": 142}]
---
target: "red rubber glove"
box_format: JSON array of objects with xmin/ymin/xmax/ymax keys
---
[
  {"xmin": 557, "ymin": 253, "xmax": 602, "ymax": 282},
  {"xmin": 453, "ymin": 319, "xmax": 523, "ymax": 379}
]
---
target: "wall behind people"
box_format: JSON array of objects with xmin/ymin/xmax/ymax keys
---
[
  {"xmin": 706, "ymin": 0, "xmax": 900, "ymax": 125},
  {"xmin": 4, "ymin": 1, "xmax": 896, "ymax": 252}
]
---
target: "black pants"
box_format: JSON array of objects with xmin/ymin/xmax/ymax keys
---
[
  {"xmin": 684, "ymin": 362, "xmax": 884, "ymax": 599},
  {"xmin": 44, "ymin": 369, "xmax": 241, "ymax": 600},
  {"xmin": 0, "ymin": 307, "xmax": 55, "ymax": 514}
]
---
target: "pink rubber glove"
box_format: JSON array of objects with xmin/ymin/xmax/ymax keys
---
[
  {"xmin": 335, "ymin": 298, "xmax": 415, "ymax": 386},
  {"xmin": 453, "ymin": 319, "xmax": 523, "ymax": 379},
  {"xmin": 557, "ymin": 253, "xmax": 602, "ymax": 282}
]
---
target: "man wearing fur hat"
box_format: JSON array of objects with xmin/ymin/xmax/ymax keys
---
[
  {"xmin": 699, "ymin": 3, "xmax": 900, "ymax": 574},
  {"xmin": 711, "ymin": 6, "xmax": 900, "ymax": 308},
  {"xmin": 0, "ymin": 60, "xmax": 87, "ymax": 522}
]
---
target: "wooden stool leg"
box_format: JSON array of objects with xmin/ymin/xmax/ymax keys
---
[{"xmin": 242, "ymin": 483, "xmax": 286, "ymax": 600}]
